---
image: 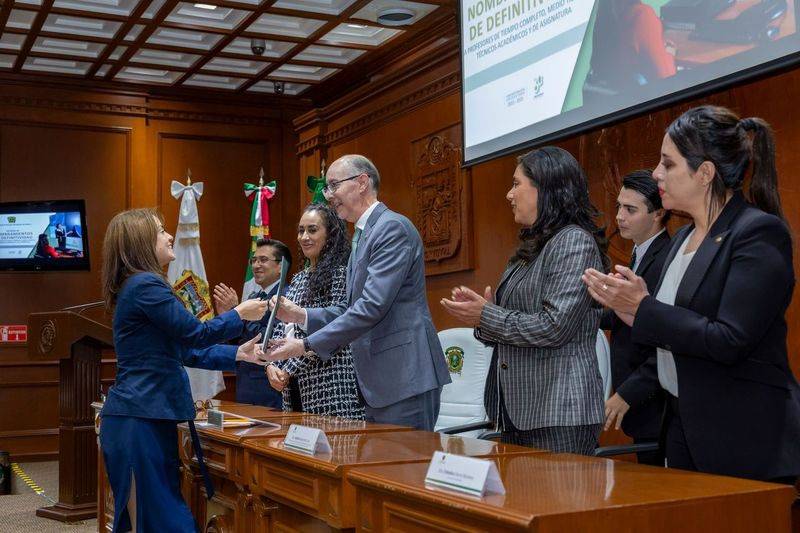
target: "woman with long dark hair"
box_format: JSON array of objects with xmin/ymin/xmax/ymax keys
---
[
  {"xmin": 441, "ymin": 146, "xmax": 608, "ymax": 454},
  {"xmin": 584, "ymin": 105, "xmax": 800, "ymax": 482},
  {"xmin": 265, "ymin": 203, "xmax": 364, "ymax": 419},
  {"xmin": 99, "ymin": 208, "xmax": 267, "ymax": 532},
  {"xmin": 35, "ymin": 233, "xmax": 59, "ymax": 258}
]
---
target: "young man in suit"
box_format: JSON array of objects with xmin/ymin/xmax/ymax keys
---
[
  {"xmin": 214, "ymin": 238, "xmax": 292, "ymax": 408},
  {"xmin": 265, "ymin": 154, "xmax": 451, "ymax": 430},
  {"xmin": 602, "ymin": 170, "xmax": 671, "ymax": 465}
]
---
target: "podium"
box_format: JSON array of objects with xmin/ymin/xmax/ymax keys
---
[{"xmin": 27, "ymin": 308, "xmax": 112, "ymax": 522}]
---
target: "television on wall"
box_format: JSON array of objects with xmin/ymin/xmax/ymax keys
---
[
  {"xmin": 0, "ymin": 199, "xmax": 90, "ymax": 271},
  {"xmin": 460, "ymin": 0, "xmax": 800, "ymax": 165}
]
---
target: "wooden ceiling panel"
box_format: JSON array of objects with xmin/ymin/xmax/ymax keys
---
[{"xmin": 0, "ymin": 0, "xmax": 456, "ymax": 100}]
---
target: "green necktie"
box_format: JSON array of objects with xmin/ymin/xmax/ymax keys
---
[{"xmin": 351, "ymin": 228, "xmax": 363, "ymax": 257}]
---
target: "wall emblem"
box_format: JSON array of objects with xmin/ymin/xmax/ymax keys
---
[
  {"xmin": 411, "ymin": 126, "xmax": 474, "ymax": 276},
  {"xmin": 39, "ymin": 319, "xmax": 56, "ymax": 354}
]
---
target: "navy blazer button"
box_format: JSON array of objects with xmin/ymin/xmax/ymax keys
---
[{"xmin": 500, "ymin": 363, "xmax": 508, "ymax": 370}]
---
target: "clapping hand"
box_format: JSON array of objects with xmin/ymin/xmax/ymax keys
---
[
  {"xmin": 440, "ymin": 285, "xmax": 493, "ymax": 327},
  {"xmin": 213, "ymin": 283, "xmax": 239, "ymax": 314},
  {"xmin": 582, "ymin": 265, "xmax": 648, "ymax": 323}
]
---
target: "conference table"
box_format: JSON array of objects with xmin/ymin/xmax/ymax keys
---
[{"xmin": 94, "ymin": 401, "xmax": 796, "ymax": 532}]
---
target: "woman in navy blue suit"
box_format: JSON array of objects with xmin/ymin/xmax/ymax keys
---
[
  {"xmin": 584, "ymin": 106, "xmax": 800, "ymax": 482},
  {"xmin": 99, "ymin": 208, "xmax": 268, "ymax": 532}
]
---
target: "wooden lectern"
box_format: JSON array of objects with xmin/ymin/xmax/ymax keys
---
[{"xmin": 27, "ymin": 307, "xmax": 112, "ymax": 522}]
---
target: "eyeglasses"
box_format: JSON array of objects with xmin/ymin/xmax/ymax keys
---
[
  {"xmin": 322, "ymin": 173, "xmax": 363, "ymax": 194},
  {"xmin": 250, "ymin": 256, "xmax": 279, "ymax": 265}
]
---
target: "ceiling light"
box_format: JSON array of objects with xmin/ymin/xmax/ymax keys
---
[
  {"xmin": 377, "ymin": 8, "xmax": 415, "ymax": 26},
  {"xmin": 346, "ymin": 23, "xmax": 367, "ymax": 29},
  {"xmin": 193, "ymin": 3, "xmax": 217, "ymax": 10}
]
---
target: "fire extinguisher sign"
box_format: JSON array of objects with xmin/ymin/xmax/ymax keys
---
[{"xmin": 0, "ymin": 325, "xmax": 27, "ymax": 343}]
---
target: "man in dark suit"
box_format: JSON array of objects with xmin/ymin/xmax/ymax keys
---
[
  {"xmin": 602, "ymin": 170, "xmax": 671, "ymax": 465},
  {"xmin": 214, "ymin": 238, "xmax": 291, "ymax": 408}
]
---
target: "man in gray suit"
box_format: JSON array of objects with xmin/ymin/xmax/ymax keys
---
[{"xmin": 265, "ymin": 154, "xmax": 451, "ymax": 430}]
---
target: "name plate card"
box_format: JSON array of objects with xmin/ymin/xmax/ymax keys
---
[
  {"xmin": 283, "ymin": 424, "xmax": 332, "ymax": 455},
  {"xmin": 203, "ymin": 410, "xmax": 260, "ymax": 429},
  {"xmin": 424, "ymin": 451, "xmax": 506, "ymax": 497},
  {"xmin": 207, "ymin": 409, "xmax": 224, "ymax": 429}
]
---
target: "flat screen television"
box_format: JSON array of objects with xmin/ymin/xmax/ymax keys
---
[
  {"xmin": 461, "ymin": 0, "xmax": 800, "ymax": 165},
  {"xmin": 0, "ymin": 200, "xmax": 90, "ymax": 271}
]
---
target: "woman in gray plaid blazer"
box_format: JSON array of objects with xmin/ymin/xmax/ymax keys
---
[{"xmin": 442, "ymin": 147, "xmax": 608, "ymax": 454}]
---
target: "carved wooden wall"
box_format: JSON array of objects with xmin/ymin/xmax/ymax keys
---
[
  {"xmin": 0, "ymin": 83, "xmax": 304, "ymax": 460},
  {"xmin": 411, "ymin": 125, "xmax": 473, "ymax": 276}
]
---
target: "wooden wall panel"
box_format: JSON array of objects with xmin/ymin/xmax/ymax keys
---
[
  {"xmin": 159, "ymin": 134, "xmax": 272, "ymax": 295},
  {"xmin": 0, "ymin": 121, "xmax": 131, "ymax": 324},
  {"xmin": 0, "ymin": 84, "xmax": 303, "ymax": 460}
]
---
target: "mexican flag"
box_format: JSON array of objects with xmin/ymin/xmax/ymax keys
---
[{"xmin": 242, "ymin": 174, "xmax": 276, "ymax": 298}]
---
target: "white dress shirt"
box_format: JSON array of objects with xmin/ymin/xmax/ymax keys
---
[{"xmin": 632, "ymin": 228, "xmax": 666, "ymax": 273}]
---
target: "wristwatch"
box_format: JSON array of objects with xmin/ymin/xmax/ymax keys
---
[{"xmin": 303, "ymin": 337, "xmax": 311, "ymax": 353}]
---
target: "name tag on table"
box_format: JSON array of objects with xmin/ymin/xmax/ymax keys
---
[
  {"xmin": 283, "ymin": 424, "xmax": 332, "ymax": 454},
  {"xmin": 204, "ymin": 410, "xmax": 257, "ymax": 429},
  {"xmin": 424, "ymin": 451, "xmax": 506, "ymax": 497}
]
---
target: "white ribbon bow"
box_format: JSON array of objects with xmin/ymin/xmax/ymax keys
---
[
  {"xmin": 170, "ymin": 180, "xmax": 204, "ymax": 201},
  {"xmin": 171, "ymin": 180, "xmax": 204, "ymax": 223}
]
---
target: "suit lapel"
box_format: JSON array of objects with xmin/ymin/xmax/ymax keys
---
[
  {"xmin": 651, "ymin": 225, "xmax": 693, "ymax": 297},
  {"xmin": 635, "ymin": 231, "xmax": 670, "ymax": 276},
  {"xmin": 498, "ymin": 260, "xmax": 533, "ymax": 306},
  {"xmin": 266, "ymin": 283, "xmax": 279, "ymax": 300},
  {"xmin": 674, "ymin": 193, "xmax": 746, "ymax": 308},
  {"xmin": 495, "ymin": 262, "xmax": 519, "ymax": 296}
]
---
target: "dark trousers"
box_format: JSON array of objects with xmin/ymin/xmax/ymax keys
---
[
  {"xmin": 664, "ymin": 395, "xmax": 697, "ymax": 471},
  {"xmin": 235, "ymin": 361, "xmax": 282, "ymax": 409},
  {"xmin": 665, "ymin": 395, "xmax": 799, "ymax": 485},
  {"xmin": 635, "ymin": 436, "xmax": 665, "ymax": 467},
  {"xmin": 361, "ymin": 387, "xmax": 441, "ymax": 431}
]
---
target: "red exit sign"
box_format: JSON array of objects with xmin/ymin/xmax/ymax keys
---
[{"xmin": 0, "ymin": 325, "xmax": 27, "ymax": 343}]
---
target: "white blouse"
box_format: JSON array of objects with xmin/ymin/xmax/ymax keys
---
[{"xmin": 655, "ymin": 231, "xmax": 696, "ymax": 397}]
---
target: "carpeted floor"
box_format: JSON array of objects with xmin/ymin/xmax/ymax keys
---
[{"xmin": 0, "ymin": 461, "xmax": 98, "ymax": 532}]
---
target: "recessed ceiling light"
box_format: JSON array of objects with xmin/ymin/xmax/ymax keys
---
[
  {"xmin": 193, "ymin": 3, "xmax": 217, "ymax": 10},
  {"xmin": 346, "ymin": 23, "xmax": 367, "ymax": 29},
  {"xmin": 377, "ymin": 8, "xmax": 415, "ymax": 26}
]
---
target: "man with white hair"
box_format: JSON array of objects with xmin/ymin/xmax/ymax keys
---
[{"xmin": 267, "ymin": 154, "xmax": 450, "ymax": 430}]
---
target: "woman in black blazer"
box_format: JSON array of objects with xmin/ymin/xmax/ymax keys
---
[{"xmin": 583, "ymin": 105, "xmax": 800, "ymax": 482}]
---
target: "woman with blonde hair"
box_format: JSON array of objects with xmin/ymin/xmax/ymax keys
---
[{"xmin": 99, "ymin": 208, "xmax": 267, "ymax": 532}]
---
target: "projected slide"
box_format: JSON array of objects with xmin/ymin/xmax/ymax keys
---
[
  {"xmin": 0, "ymin": 211, "xmax": 84, "ymax": 260},
  {"xmin": 462, "ymin": 0, "xmax": 800, "ymax": 164}
]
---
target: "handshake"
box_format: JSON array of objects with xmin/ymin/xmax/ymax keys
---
[{"xmin": 231, "ymin": 293, "xmax": 315, "ymax": 366}]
